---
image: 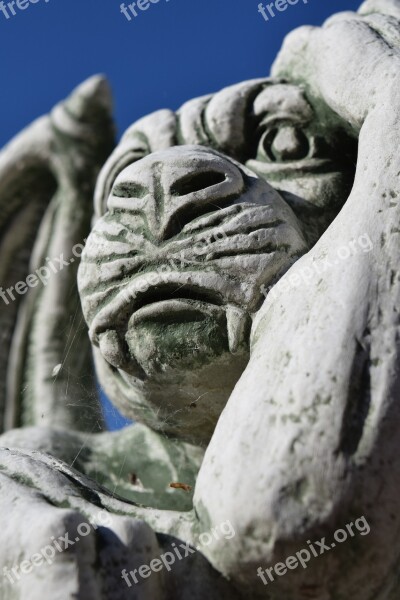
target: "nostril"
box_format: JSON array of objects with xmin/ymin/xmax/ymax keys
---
[
  {"xmin": 112, "ymin": 182, "xmax": 148, "ymax": 199},
  {"xmin": 170, "ymin": 170, "xmax": 226, "ymax": 197}
]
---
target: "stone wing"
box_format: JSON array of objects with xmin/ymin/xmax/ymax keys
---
[{"xmin": 0, "ymin": 77, "xmax": 115, "ymax": 434}]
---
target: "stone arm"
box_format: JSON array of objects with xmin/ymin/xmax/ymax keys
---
[
  {"xmin": 0, "ymin": 446, "xmax": 237, "ymax": 600},
  {"xmin": 194, "ymin": 2, "xmax": 400, "ymax": 598}
]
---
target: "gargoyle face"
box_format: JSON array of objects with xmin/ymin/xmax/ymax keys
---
[{"xmin": 78, "ymin": 80, "xmax": 356, "ymax": 445}]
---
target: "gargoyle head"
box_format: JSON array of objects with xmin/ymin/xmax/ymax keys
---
[{"xmin": 78, "ymin": 79, "xmax": 356, "ymax": 445}]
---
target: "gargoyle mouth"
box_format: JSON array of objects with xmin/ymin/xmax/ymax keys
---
[
  {"xmin": 87, "ymin": 274, "xmax": 252, "ymax": 378},
  {"xmin": 87, "ymin": 274, "xmax": 234, "ymax": 347},
  {"xmin": 128, "ymin": 284, "xmax": 225, "ymax": 327}
]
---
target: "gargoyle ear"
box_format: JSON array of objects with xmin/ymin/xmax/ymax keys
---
[
  {"xmin": 177, "ymin": 79, "xmax": 273, "ymax": 162},
  {"xmin": 0, "ymin": 76, "xmax": 115, "ymax": 433},
  {"xmin": 203, "ymin": 78, "xmax": 272, "ymax": 160}
]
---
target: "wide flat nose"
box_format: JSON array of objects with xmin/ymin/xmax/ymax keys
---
[{"xmin": 108, "ymin": 146, "xmax": 245, "ymax": 241}]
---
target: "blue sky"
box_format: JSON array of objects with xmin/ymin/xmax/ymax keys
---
[
  {"xmin": 0, "ymin": 0, "xmax": 361, "ymax": 148},
  {"xmin": 0, "ymin": 0, "xmax": 362, "ymax": 428}
]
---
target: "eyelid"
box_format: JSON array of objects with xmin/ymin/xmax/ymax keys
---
[{"xmin": 256, "ymin": 114, "xmax": 309, "ymax": 133}]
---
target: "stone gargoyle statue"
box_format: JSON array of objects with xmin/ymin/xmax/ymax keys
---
[{"xmin": 0, "ymin": 0, "xmax": 400, "ymax": 598}]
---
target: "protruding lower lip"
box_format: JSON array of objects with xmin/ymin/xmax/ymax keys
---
[
  {"xmin": 129, "ymin": 298, "xmax": 223, "ymax": 326},
  {"xmin": 129, "ymin": 283, "xmax": 225, "ymax": 316}
]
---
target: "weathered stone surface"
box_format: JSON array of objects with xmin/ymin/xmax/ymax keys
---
[{"xmin": 0, "ymin": 2, "xmax": 400, "ymax": 599}]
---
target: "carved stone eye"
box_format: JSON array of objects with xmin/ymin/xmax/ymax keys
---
[{"xmin": 258, "ymin": 125, "xmax": 310, "ymax": 162}]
